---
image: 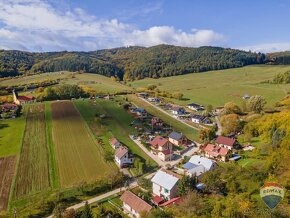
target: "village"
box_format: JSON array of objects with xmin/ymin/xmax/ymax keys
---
[{"xmin": 0, "ymin": 89, "xmax": 259, "ymax": 217}]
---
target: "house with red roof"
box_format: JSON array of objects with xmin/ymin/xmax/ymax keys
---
[
  {"xmin": 150, "ymin": 136, "xmax": 173, "ymax": 161},
  {"xmin": 215, "ymin": 135, "xmax": 236, "ymax": 150},
  {"xmin": 110, "ymin": 137, "xmax": 121, "ymax": 149},
  {"xmin": 120, "ymin": 191, "xmax": 152, "ymax": 218},
  {"xmin": 13, "ymin": 90, "xmax": 36, "ymax": 105},
  {"xmin": 114, "ymin": 146, "xmax": 135, "ymax": 168},
  {"xmin": 203, "ymin": 143, "xmax": 230, "ymax": 162}
]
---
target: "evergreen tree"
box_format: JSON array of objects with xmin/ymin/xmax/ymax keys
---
[{"xmin": 81, "ymin": 201, "xmax": 94, "ymax": 218}]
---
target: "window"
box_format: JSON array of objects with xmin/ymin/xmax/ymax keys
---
[{"xmin": 164, "ymin": 188, "xmax": 169, "ymax": 193}]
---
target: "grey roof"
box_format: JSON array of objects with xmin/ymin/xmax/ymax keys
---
[
  {"xmin": 151, "ymin": 170, "xmax": 179, "ymax": 190},
  {"xmin": 188, "ymin": 103, "xmax": 203, "ymax": 108},
  {"xmin": 168, "ymin": 131, "xmax": 182, "ymax": 140},
  {"xmin": 191, "ymin": 114, "xmax": 205, "ymax": 120},
  {"xmin": 183, "ymin": 162, "xmax": 197, "ymax": 170},
  {"xmin": 188, "ymin": 155, "xmax": 215, "ymax": 171},
  {"xmin": 188, "ymin": 165, "xmax": 206, "ymax": 177}
]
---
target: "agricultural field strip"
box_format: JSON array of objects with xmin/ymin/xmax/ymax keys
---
[
  {"xmin": 14, "ymin": 104, "xmax": 50, "ymax": 198},
  {"xmin": 51, "ymin": 101, "xmax": 113, "ymax": 188},
  {"xmin": 0, "ymin": 156, "xmax": 16, "ymax": 211}
]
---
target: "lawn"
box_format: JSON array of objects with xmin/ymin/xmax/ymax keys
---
[
  {"xmin": 14, "ymin": 104, "xmax": 50, "ymax": 198},
  {"xmin": 128, "ymin": 65, "xmax": 290, "ymax": 107},
  {"xmin": 127, "ymin": 94, "xmax": 199, "ymax": 141},
  {"xmin": 0, "ymin": 116, "xmax": 26, "ymax": 157},
  {"xmin": 51, "ymin": 101, "xmax": 114, "ymax": 188},
  {"xmin": 74, "ymin": 99, "xmax": 157, "ymax": 167}
]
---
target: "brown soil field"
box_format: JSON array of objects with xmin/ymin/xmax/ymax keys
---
[
  {"xmin": 14, "ymin": 104, "xmax": 50, "ymax": 198},
  {"xmin": 0, "ymin": 156, "xmax": 16, "ymax": 211}
]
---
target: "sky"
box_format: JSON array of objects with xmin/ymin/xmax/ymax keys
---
[{"xmin": 0, "ymin": 0, "xmax": 290, "ymax": 52}]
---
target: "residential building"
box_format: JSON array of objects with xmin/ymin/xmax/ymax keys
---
[
  {"xmin": 183, "ymin": 155, "xmax": 216, "ymax": 177},
  {"xmin": 13, "ymin": 90, "xmax": 36, "ymax": 105},
  {"xmin": 191, "ymin": 114, "xmax": 206, "ymax": 124},
  {"xmin": 150, "ymin": 136, "xmax": 172, "ymax": 151},
  {"xmin": 148, "ymin": 97, "xmax": 160, "ymax": 103},
  {"xmin": 171, "ymin": 106, "xmax": 185, "ymax": 115},
  {"xmin": 158, "ymin": 149, "xmax": 174, "ymax": 161},
  {"xmin": 110, "ymin": 137, "xmax": 121, "ymax": 149},
  {"xmin": 151, "ymin": 169, "xmax": 181, "ymax": 200},
  {"xmin": 115, "ymin": 146, "xmax": 135, "ymax": 168},
  {"xmin": 203, "ymin": 144, "xmax": 230, "ymax": 162},
  {"xmin": 137, "ymin": 92, "xmax": 149, "ymax": 98},
  {"xmin": 168, "ymin": 131, "xmax": 186, "ymax": 146},
  {"xmin": 133, "ymin": 108, "xmax": 147, "ymax": 118},
  {"xmin": 187, "ymin": 103, "xmax": 204, "ymax": 111},
  {"xmin": 215, "ymin": 135, "xmax": 236, "ymax": 150},
  {"xmin": 120, "ymin": 191, "xmax": 152, "ymax": 218}
]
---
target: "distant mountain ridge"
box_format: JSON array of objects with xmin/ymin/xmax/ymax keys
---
[{"xmin": 0, "ymin": 44, "xmax": 276, "ymax": 80}]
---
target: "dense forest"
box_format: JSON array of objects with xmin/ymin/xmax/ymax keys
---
[
  {"xmin": 267, "ymin": 51, "xmax": 290, "ymax": 65},
  {"xmin": 0, "ymin": 45, "xmax": 267, "ymax": 80}
]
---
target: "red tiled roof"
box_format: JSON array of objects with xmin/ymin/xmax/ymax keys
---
[
  {"xmin": 150, "ymin": 136, "xmax": 168, "ymax": 148},
  {"xmin": 110, "ymin": 137, "xmax": 119, "ymax": 145},
  {"xmin": 159, "ymin": 197, "xmax": 182, "ymax": 207},
  {"xmin": 120, "ymin": 191, "xmax": 152, "ymax": 213},
  {"xmin": 160, "ymin": 149, "xmax": 173, "ymax": 155},
  {"xmin": 216, "ymin": 136, "xmax": 236, "ymax": 147},
  {"xmin": 219, "ymin": 147, "xmax": 229, "ymax": 156},
  {"xmin": 115, "ymin": 146, "xmax": 128, "ymax": 159},
  {"xmin": 1, "ymin": 103, "xmax": 18, "ymax": 108},
  {"xmin": 152, "ymin": 195, "xmax": 164, "ymax": 205},
  {"xmin": 203, "ymin": 144, "xmax": 215, "ymax": 152},
  {"xmin": 17, "ymin": 96, "xmax": 34, "ymax": 101},
  {"xmin": 204, "ymin": 144, "xmax": 229, "ymax": 157}
]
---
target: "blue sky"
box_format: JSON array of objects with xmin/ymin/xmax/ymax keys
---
[{"xmin": 0, "ymin": 0, "xmax": 289, "ymax": 52}]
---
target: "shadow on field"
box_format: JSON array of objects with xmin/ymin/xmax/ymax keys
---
[{"xmin": 0, "ymin": 123, "xmax": 9, "ymax": 130}]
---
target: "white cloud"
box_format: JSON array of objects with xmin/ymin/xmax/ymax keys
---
[
  {"xmin": 239, "ymin": 43, "xmax": 290, "ymax": 53},
  {"xmin": 0, "ymin": 0, "xmax": 225, "ymax": 51}
]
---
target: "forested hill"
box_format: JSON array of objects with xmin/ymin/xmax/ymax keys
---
[
  {"xmin": 0, "ymin": 45, "xmax": 266, "ymax": 80},
  {"xmin": 266, "ymin": 51, "xmax": 290, "ymax": 65}
]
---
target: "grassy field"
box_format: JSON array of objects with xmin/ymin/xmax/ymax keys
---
[
  {"xmin": 129, "ymin": 65, "xmax": 290, "ymax": 107},
  {"xmin": 0, "ymin": 71, "xmax": 130, "ymax": 94},
  {"xmin": 0, "ymin": 116, "xmax": 26, "ymax": 158},
  {"xmin": 74, "ymin": 99, "xmax": 157, "ymax": 167},
  {"xmin": 0, "ymin": 156, "xmax": 16, "ymax": 211},
  {"xmin": 127, "ymin": 95, "xmax": 198, "ymax": 141},
  {"xmin": 14, "ymin": 104, "xmax": 50, "ymax": 198},
  {"xmin": 51, "ymin": 101, "xmax": 114, "ymax": 188}
]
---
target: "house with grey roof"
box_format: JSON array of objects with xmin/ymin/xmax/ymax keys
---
[
  {"xmin": 151, "ymin": 169, "xmax": 181, "ymax": 200},
  {"xmin": 168, "ymin": 131, "xmax": 187, "ymax": 146},
  {"xmin": 183, "ymin": 155, "xmax": 216, "ymax": 177}
]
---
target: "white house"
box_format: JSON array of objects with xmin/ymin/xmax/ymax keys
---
[
  {"xmin": 115, "ymin": 146, "xmax": 135, "ymax": 168},
  {"xmin": 183, "ymin": 155, "xmax": 216, "ymax": 177},
  {"xmin": 151, "ymin": 169, "xmax": 181, "ymax": 200},
  {"xmin": 171, "ymin": 106, "xmax": 185, "ymax": 115},
  {"xmin": 120, "ymin": 191, "xmax": 152, "ymax": 218},
  {"xmin": 187, "ymin": 103, "xmax": 204, "ymax": 111}
]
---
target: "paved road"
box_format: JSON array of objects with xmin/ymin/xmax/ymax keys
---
[{"xmin": 47, "ymin": 181, "xmax": 138, "ymax": 218}]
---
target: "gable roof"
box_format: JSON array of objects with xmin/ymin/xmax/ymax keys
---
[
  {"xmin": 183, "ymin": 162, "xmax": 197, "ymax": 170},
  {"xmin": 17, "ymin": 96, "xmax": 34, "ymax": 101},
  {"xmin": 151, "ymin": 169, "xmax": 180, "ymax": 190},
  {"xmin": 110, "ymin": 137, "xmax": 120, "ymax": 146},
  {"xmin": 216, "ymin": 136, "xmax": 236, "ymax": 147},
  {"xmin": 171, "ymin": 106, "xmax": 184, "ymax": 111},
  {"xmin": 192, "ymin": 114, "xmax": 206, "ymax": 120},
  {"xmin": 188, "ymin": 155, "xmax": 215, "ymax": 171},
  {"xmin": 120, "ymin": 191, "xmax": 152, "ymax": 213},
  {"xmin": 150, "ymin": 136, "xmax": 168, "ymax": 148},
  {"xmin": 115, "ymin": 146, "xmax": 128, "ymax": 159},
  {"xmin": 203, "ymin": 144, "xmax": 229, "ymax": 157},
  {"xmin": 168, "ymin": 131, "xmax": 182, "ymax": 141}
]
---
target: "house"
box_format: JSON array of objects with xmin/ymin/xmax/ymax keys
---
[
  {"xmin": 115, "ymin": 146, "xmax": 135, "ymax": 168},
  {"xmin": 187, "ymin": 103, "xmax": 204, "ymax": 111},
  {"xmin": 242, "ymin": 94, "xmax": 250, "ymax": 100},
  {"xmin": 151, "ymin": 117, "xmax": 163, "ymax": 130},
  {"xmin": 183, "ymin": 155, "xmax": 216, "ymax": 177},
  {"xmin": 158, "ymin": 149, "xmax": 174, "ymax": 161},
  {"xmin": 120, "ymin": 191, "xmax": 152, "ymax": 218},
  {"xmin": 13, "ymin": 90, "xmax": 36, "ymax": 105},
  {"xmin": 0, "ymin": 103, "xmax": 18, "ymax": 112},
  {"xmin": 191, "ymin": 114, "xmax": 206, "ymax": 124},
  {"xmin": 151, "ymin": 169, "xmax": 182, "ymax": 200},
  {"xmin": 133, "ymin": 108, "xmax": 147, "ymax": 118},
  {"xmin": 110, "ymin": 137, "xmax": 121, "ymax": 149},
  {"xmin": 168, "ymin": 131, "xmax": 186, "ymax": 146},
  {"xmin": 215, "ymin": 135, "xmax": 236, "ymax": 150},
  {"xmin": 203, "ymin": 144, "xmax": 230, "ymax": 162},
  {"xmin": 148, "ymin": 97, "xmax": 160, "ymax": 103},
  {"xmin": 171, "ymin": 106, "xmax": 185, "ymax": 115},
  {"xmin": 150, "ymin": 136, "xmax": 172, "ymax": 151}
]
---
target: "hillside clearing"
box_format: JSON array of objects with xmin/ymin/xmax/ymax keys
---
[
  {"xmin": 51, "ymin": 101, "xmax": 114, "ymax": 188},
  {"xmin": 14, "ymin": 104, "xmax": 50, "ymax": 198},
  {"xmin": 129, "ymin": 65, "xmax": 290, "ymax": 107}
]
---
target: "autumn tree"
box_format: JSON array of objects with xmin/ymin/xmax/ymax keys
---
[
  {"xmin": 247, "ymin": 95, "xmax": 266, "ymax": 113},
  {"xmin": 220, "ymin": 114, "xmax": 242, "ymax": 134},
  {"xmin": 223, "ymin": 102, "xmax": 242, "ymax": 115}
]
